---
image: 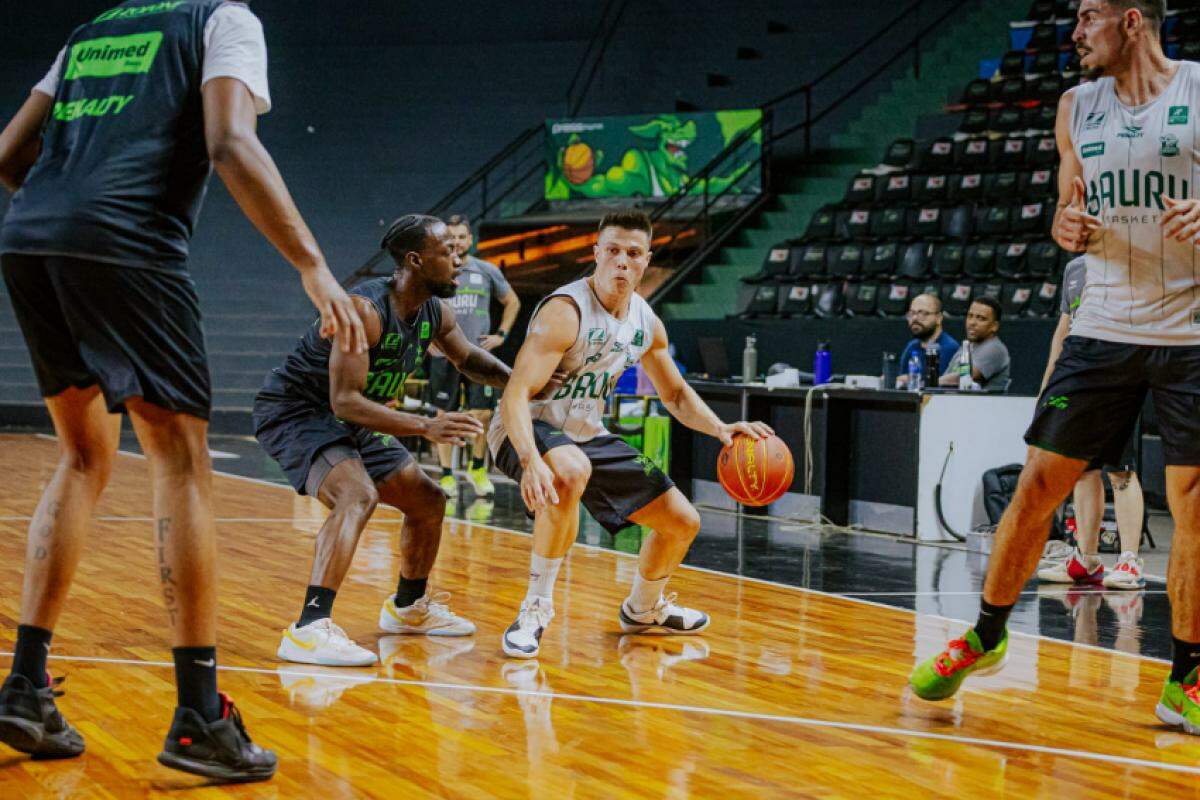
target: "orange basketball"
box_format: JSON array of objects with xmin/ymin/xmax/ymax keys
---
[{"xmin": 717, "ymin": 434, "xmax": 794, "ymax": 507}]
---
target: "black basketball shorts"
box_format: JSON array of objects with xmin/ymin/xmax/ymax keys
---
[
  {"xmin": 1027, "ymin": 336, "xmax": 1200, "ymax": 466},
  {"xmin": 494, "ymin": 420, "xmax": 675, "ymax": 533},
  {"xmin": 2, "ymin": 253, "xmax": 211, "ymax": 419}
]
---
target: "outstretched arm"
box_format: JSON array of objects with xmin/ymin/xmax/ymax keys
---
[
  {"xmin": 0, "ymin": 91, "xmax": 51, "ymax": 192},
  {"xmin": 640, "ymin": 318, "xmax": 772, "ymax": 446},
  {"xmin": 202, "ymin": 77, "xmax": 366, "ymax": 353},
  {"xmin": 434, "ymin": 299, "xmax": 511, "ymax": 388},
  {"xmin": 329, "ymin": 297, "xmax": 482, "ymax": 445}
]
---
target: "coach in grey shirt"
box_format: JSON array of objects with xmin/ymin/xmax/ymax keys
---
[{"xmin": 939, "ymin": 296, "xmax": 1011, "ymax": 391}]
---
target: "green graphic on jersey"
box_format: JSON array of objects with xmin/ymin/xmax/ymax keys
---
[
  {"xmin": 94, "ymin": 1, "xmax": 183, "ymax": 23},
  {"xmin": 1162, "ymin": 135, "xmax": 1180, "ymax": 157},
  {"xmin": 586, "ymin": 328, "xmax": 607, "ymax": 345},
  {"xmin": 1170, "ymin": 106, "xmax": 1190, "ymax": 125},
  {"xmin": 419, "ymin": 321, "xmax": 432, "ymax": 341},
  {"xmin": 66, "ymin": 32, "xmax": 163, "ymax": 80},
  {"xmin": 1086, "ymin": 169, "xmax": 1188, "ymax": 214},
  {"xmin": 1081, "ymin": 142, "xmax": 1105, "ymax": 159},
  {"xmin": 632, "ymin": 329, "xmax": 645, "ymax": 347},
  {"xmin": 363, "ymin": 355, "xmax": 410, "ymax": 403},
  {"xmin": 1044, "ymin": 395, "xmax": 1069, "ymax": 410},
  {"xmin": 552, "ymin": 370, "xmax": 615, "ymax": 401},
  {"xmin": 633, "ymin": 453, "xmax": 658, "ymax": 477},
  {"xmin": 381, "ymin": 333, "xmax": 403, "ymax": 350},
  {"xmin": 53, "ymin": 94, "xmax": 134, "ymax": 122}
]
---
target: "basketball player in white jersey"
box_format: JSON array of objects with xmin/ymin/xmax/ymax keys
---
[
  {"xmin": 910, "ymin": 1, "xmax": 1200, "ymax": 730},
  {"xmin": 489, "ymin": 210, "xmax": 772, "ymax": 658}
]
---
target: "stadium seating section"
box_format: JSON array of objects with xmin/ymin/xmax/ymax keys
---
[{"xmin": 737, "ymin": 0, "xmax": 1200, "ymax": 320}]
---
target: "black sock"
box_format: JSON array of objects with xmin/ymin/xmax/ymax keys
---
[
  {"xmin": 471, "ymin": 456, "xmax": 485, "ymax": 471},
  {"xmin": 394, "ymin": 576, "xmax": 428, "ymax": 608},
  {"xmin": 298, "ymin": 585, "xmax": 337, "ymax": 627},
  {"xmin": 172, "ymin": 646, "xmax": 221, "ymax": 722},
  {"xmin": 12, "ymin": 625, "xmax": 52, "ymax": 688},
  {"xmin": 972, "ymin": 599, "xmax": 1014, "ymax": 652},
  {"xmin": 441, "ymin": 467, "xmax": 452, "ymax": 478},
  {"xmin": 1171, "ymin": 636, "xmax": 1200, "ymax": 682}
]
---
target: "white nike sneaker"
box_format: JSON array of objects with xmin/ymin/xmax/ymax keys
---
[
  {"xmin": 502, "ymin": 597, "xmax": 554, "ymax": 659},
  {"xmin": 276, "ymin": 618, "xmax": 378, "ymax": 667},
  {"xmin": 379, "ymin": 591, "xmax": 476, "ymax": 636},
  {"xmin": 619, "ymin": 593, "xmax": 710, "ymax": 635},
  {"xmin": 1103, "ymin": 551, "xmax": 1146, "ymax": 590}
]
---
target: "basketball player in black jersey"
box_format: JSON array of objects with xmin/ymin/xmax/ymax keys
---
[{"xmin": 254, "ymin": 215, "xmax": 520, "ymax": 666}]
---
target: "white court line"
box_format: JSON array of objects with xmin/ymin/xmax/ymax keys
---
[
  {"xmin": 2, "ymin": 649, "xmax": 1197, "ymax": 777},
  {"xmin": 16, "ymin": 435, "xmax": 1177, "ymax": 665},
  {"xmin": 844, "ymin": 589, "xmax": 1169, "ymax": 597}
]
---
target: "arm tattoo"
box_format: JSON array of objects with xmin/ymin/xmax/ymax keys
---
[{"xmin": 457, "ymin": 347, "xmax": 511, "ymax": 389}]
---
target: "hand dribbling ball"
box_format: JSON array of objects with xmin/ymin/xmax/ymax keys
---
[{"xmin": 717, "ymin": 434, "xmax": 794, "ymax": 506}]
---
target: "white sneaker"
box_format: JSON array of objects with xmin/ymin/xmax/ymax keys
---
[
  {"xmin": 1036, "ymin": 548, "xmax": 1104, "ymax": 584},
  {"xmin": 379, "ymin": 591, "xmax": 476, "ymax": 636},
  {"xmin": 619, "ymin": 593, "xmax": 710, "ymax": 634},
  {"xmin": 276, "ymin": 618, "xmax": 378, "ymax": 667},
  {"xmin": 276, "ymin": 665, "xmax": 372, "ymax": 710},
  {"xmin": 1103, "ymin": 551, "xmax": 1146, "ymax": 590},
  {"xmin": 502, "ymin": 597, "xmax": 554, "ymax": 659},
  {"xmin": 378, "ymin": 635, "xmax": 476, "ymax": 675}
]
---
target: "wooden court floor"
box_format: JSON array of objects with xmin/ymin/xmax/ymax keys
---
[{"xmin": 2, "ymin": 432, "xmax": 1200, "ymax": 798}]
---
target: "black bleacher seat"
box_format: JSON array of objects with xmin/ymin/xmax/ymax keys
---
[
  {"xmin": 863, "ymin": 242, "xmax": 899, "ymax": 276},
  {"xmin": 844, "ymin": 174, "xmax": 877, "ymax": 205},
  {"xmin": 915, "ymin": 173, "xmax": 950, "ymax": 203},
  {"xmin": 942, "ymin": 204, "xmax": 974, "ymax": 240},
  {"xmin": 998, "ymin": 77, "xmax": 1029, "ymax": 106},
  {"xmin": 917, "ymin": 279, "xmax": 942, "ymax": 301},
  {"xmin": 990, "ymin": 107, "xmax": 1025, "ymax": 134},
  {"xmin": 1000, "ymin": 51, "xmax": 1026, "ymax": 77},
  {"xmin": 1026, "ymin": 241, "xmax": 1060, "ymax": 276},
  {"xmin": 829, "ymin": 244, "xmax": 864, "ymax": 277},
  {"xmin": 941, "ymin": 282, "xmax": 973, "ymax": 317},
  {"xmin": 1027, "ymin": 104, "xmax": 1057, "ymax": 131},
  {"xmin": 793, "ymin": 243, "xmax": 829, "ymax": 278},
  {"xmin": 964, "ymin": 242, "xmax": 998, "ymax": 279},
  {"xmin": 1174, "ymin": 12, "xmax": 1200, "ymax": 42},
  {"xmin": 997, "ymin": 242, "xmax": 1029, "ymax": 278},
  {"xmin": 975, "ymin": 281, "xmax": 1003, "ymax": 302},
  {"xmin": 843, "ymin": 208, "xmax": 873, "ymax": 240},
  {"xmin": 976, "ymin": 205, "xmax": 1013, "ymax": 236},
  {"xmin": 1025, "ymin": 0, "xmax": 1055, "ymax": 20},
  {"xmin": 1030, "ymin": 135, "xmax": 1057, "ymax": 166},
  {"xmin": 916, "ymin": 138, "xmax": 956, "ymax": 173},
  {"xmin": 804, "ymin": 206, "xmax": 837, "ymax": 241},
  {"xmin": 845, "ymin": 282, "xmax": 879, "ymax": 317},
  {"xmin": 951, "ymin": 173, "xmax": 985, "ymax": 202},
  {"xmin": 745, "ymin": 242, "xmax": 793, "ymax": 283},
  {"xmin": 1181, "ymin": 41, "xmax": 1200, "ymax": 62},
  {"xmin": 1029, "ymin": 280, "xmax": 1060, "ymax": 317},
  {"xmin": 992, "ymin": 137, "xmax": 1028, "ymax": 169},
  {"xmin": 932, "ymin": 243, "xmax": 965, "ymax": 278},
  {"xmin": 1003, "ymin": 282, "xmax": 1036, "ymax": 318},
  {"xmin": 1035, "ymin": 75, "xmax": 1064, "ymax": 104},
  {"xmin": 897, "ymin": 242, "xmax": 931, "ymax": 279},
  {"xmin": 878, "ymin": 173, "xmax": 913, "ymax": 204},
  {"xmin": 1028, "ymin": 22, "xmax": 1059, "ymax": 52},
  {"xmin": 879, "ymin": 282, "xmax": 912, "ymax": 317},
  {"xmin": 883, "ymin": 138, "xmax": 916, "ymax": 169},
  {"xmin": 1013, "ymin": 201, "xmax": 1050, "ymax": 235},
  {"xmin": 777, "ymin": 284, "xmax": 813, "ymax": 317},
  {"xmin": 961, "ymin": 79, "xmax": 993, "ymax": 107},
  {"xmin": 985, "ymin": 171, "xmax": 1020, "ymax": 201},
  {"xmin": 813, "ymin": 282, "xmax": 846, "ymax": 318},
  {"xmin": 907, "ymin": 206, "xmax": 943, "ymax": 240},
  {"xmin": 870, "ymin": 207, "xmax": 906, "ymax": 239},
  {"xmin": 1020, "ymin": 168, "xmax": 1055, "ymax": 198},
  {"xmin": 736, "ymin": 283, "xmax": 779, "ymax": 317},
  {"xmin": 955, "ymin": 138, "xmax": 990, "ymax": 171},
  {"xmin": 1031, "ymin": 52, "xmax": 1059, "ymax": 77},
  {"xmin": 960, "ymin": 109, "xmax": 990, "ymax": 135}
]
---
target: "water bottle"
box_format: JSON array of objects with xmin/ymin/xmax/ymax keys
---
[
  {"xmin": 881, "ymin": 352, "xmax": 897, "ymax": 389},
  {"xmin": 923, "ymin": 343, "xmax": 940, "ymax": 388},
  {"xmin": 957, "ymin": 341, "xmax": 974, "ymax": 391},
  {"xmin": 907, "ymin": 352, "xmax": 922, "ymax": 391},
  {"xmin": 742, "ymin": 334, "xmax": 758, "ymax": 383},
  {"xmin": 814, "ymin": 341, "xmax": 832, "ymax": 385}
]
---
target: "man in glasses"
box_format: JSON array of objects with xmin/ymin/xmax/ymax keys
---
[{"xmin": 895, "ymin": 293, "xmax": 958, "ymax": 388}]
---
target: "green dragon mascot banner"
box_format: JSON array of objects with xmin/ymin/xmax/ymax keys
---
[{"xmin": 544, "ymin": 109, "xmax": 762, "ymax": 201}]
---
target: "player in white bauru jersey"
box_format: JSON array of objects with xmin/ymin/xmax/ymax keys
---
[
  {"xmin": 911, "ymin": 1, "xmax": 1200, "ymax": 731},
  {"xmin": 489, "ymin": 210, "xmax": 772, "ymax": 658}
]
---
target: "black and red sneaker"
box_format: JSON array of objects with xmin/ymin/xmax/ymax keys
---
[
  {"xmin": 157, "ymin": 692, "xmax": 276, "ymax": 782},
  {"xmin": 0, "ymin": 673, "xmax": 85, "ymax": 759}
]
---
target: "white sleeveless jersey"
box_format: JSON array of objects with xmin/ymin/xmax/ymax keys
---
[
  {"xmin": 488, "ymin": 278, "xmax": 657, "ymax": 453},
  {"xmin": 1069, "ymin": 61, "xmax": 1200, "ymax": 345}
]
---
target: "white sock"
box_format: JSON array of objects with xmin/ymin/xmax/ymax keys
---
[
  {"xmin": 525, "ymin": 553, "xmax": 562, "ymax": 604},
  {"xmin": 628, "ymin": 573, "xmax": 669, "ymax": 614}
]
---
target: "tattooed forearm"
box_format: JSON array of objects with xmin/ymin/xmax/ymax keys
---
[
  {"xmin": 156, "ymin": 517, "xmax": 179, "ymax": 626},
  {"xmin": 457, "ymin": 347, "xmax": 511, "ymax": 389}
]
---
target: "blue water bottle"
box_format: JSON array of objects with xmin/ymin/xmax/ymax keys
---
[
  {"xmin": 814, "ymin": 341, "xmax": 832, "ymax": 385},
  {"xmin": 907, "ymin": 352, "xmax": 922, "ymax": 391}
]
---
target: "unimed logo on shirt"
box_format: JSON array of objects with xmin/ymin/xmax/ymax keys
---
[{"xmin": 65, "ymin": 32, "xmax": 163, "ymax": 80}]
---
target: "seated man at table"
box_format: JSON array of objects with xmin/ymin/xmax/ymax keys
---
[
  {"xmin": 896, "ymin": 293, "xmax": 958, "ymax": 388},
  {"xmin": 938, "ymin": 297, "xmax": 1010, "ymax": 391}
]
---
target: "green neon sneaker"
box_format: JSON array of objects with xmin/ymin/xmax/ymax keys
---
[
  {"xmin": 909, "ymin": 629, "xmax": 1009, "ymax": 701},
  {"xmin": 1156, "ymin": 668, "xmax": 1200, "ymax": 734},
  {"xmin": 438, "ymin": 474, "xmax": 458, "ymax": 500},
  {"xmin": 467, "ymin": 465, "xmax": 494, "ymax": 498}
]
